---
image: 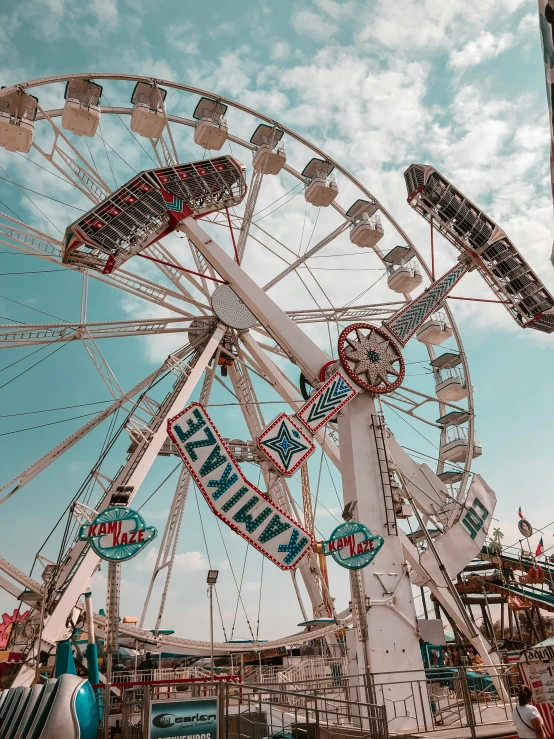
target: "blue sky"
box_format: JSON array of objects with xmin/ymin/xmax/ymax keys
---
[{"xmin": 0, "ymin": 0, "xmax": 552, "ymax": 645}]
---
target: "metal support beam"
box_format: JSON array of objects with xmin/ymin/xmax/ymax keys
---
[{"xmin": 12, "ymin": 326, "xmax": 225, "ymax": 687}]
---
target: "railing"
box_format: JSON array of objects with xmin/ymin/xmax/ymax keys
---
[
  {"xmin": 95, "ymin": 676, "xmax": 388, "ymax": 739},
  {"xmin": 252, "ymin": 141, "xmax": 286, "ymax": 156},
  {"xmin": 92, "ymin": 664, "xmax": 526, "ymax": 738},
  {"xmin": 197, "ymin": 110, "xmax": 228, "ymax": 127},
  {"xmin": 133, "ymin": 92, "xmax": 162, "ymax": 111},
  {"xmin": 444, "ymin": 425, "xmax": 479, "ymax": 445},
  {"xmin": 436, "ymin": 365, "xmax": 466, "ymax": 387},
  {"xmin": 424, "ymin": 309, "xmax": 451, "ymax": 328},
  {"xmin": 386, "ymin": 258, "xmax": 420, "ymax": 277},
  {"xmin": 369, "ymin": 664, "xmax": 522, "ymax": 736},
  {"xmin": 305, "ymin": 174, "xmax": 337, "ymax": 189},
  {"xmin": 66, "ymin": 89, "xmax": 100, "ymax": 108}
]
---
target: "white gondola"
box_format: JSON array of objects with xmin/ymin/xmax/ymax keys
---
[
  {"xmin": 251, "ymin": 124, "xmax": 286, "ymax": 174},
  {"xmin": 434, "ymin": 366, "xmax": 468, "ymax": 402},
  {"xmin": 193, "ymin": 97, "xmax": 228, "ymax": 151},
  {"xmin": 347, "ymin": 199, "xmax": 382, "ymax": 248},
  {"xmin": 440, "ymin": 425, "xmax": 482, "ymax": 463},
  {"xmin": 416, "ymin": 310, "xmax": 453, "ymax": 345},
  {"xmin": 303, "ymin": 158, "xmax": 338, "ymax": 207},
  {"xmin": 0, "ymin": 90, "xmax": 38, "ymax": 153},
  {"xmin": 386, "ymin": 260, "xmax": 422, "ymax": 293},
  {"xmin": 61, "ymin": 79, "xmax": 102, "ymax": 137},
  {"xmin": 130, "ymin": 82, "xmax": 167, "ymax": 139}
]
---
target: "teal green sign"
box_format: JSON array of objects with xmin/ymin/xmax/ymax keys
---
[
  {"xmin": 79, "ymin": 507, "xmax": 157, "ymax": 562},
  {"xmin": 150, "ymin": 697, "xmax": 217, "ymax": 739},
  {"xmin": 322, "ymin": 521, "xmax": 384, "ymax": 570}
]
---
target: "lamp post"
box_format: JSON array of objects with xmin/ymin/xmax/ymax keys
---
[{"xmin": 207, "ymin": 570, "xmax": 219, "ymax": 681}]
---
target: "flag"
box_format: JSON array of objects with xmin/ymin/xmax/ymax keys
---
[
  {"xmin": 518, "ymin": 507, "xmax": 524, "ymax": 519},
  {"xmin": 536, "ymin": 537, "xmax": 545, "ymax": 557}
]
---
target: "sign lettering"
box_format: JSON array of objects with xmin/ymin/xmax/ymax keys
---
[
  {"xmin": 461, "ymin": 498, "xmax": 489, "ymax": 540},
  {"xmin": 322, "ymin": 521, "xmax": 384, "ymax": 570},
  {"xmin": 79, "ymin": 507, "xmax": 157, "ymax": 562},
  {"xmin": 168, "ymin": 403, "xmax": 314, "ymax": 570}
]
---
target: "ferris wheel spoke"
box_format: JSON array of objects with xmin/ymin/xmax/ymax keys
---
[
  {"xmin": 239, "ymin": 330, "xmax": 341, "ymax": 470},
  {"xmin": 236, "ymin": 168, "xmax": 264, "ymax": 262},
  {"xmin": 227, "ymin": 347, "xmax": 330, "ymax": 620},
  {"xmin": 149, "ymin": 131, "xmax": 177, "ymax": 168},
  {"xmin": 263, "ymin": 222, "xmax": 349, "ymax": 291},
  {"xmin": 145, "ymin": 242, "xmax": 212, "ymax": 305},
  {"xmin": 33, "ymin": 104, "xmax": 110, "ymax": 203},
  {"xmin": 0, "ymin": 317, "xmax": 198, "ymax": 349},
  {"xmin": 385, "ymin": 383, "xmax": 469, "ymax": 417},
  {"xmin": 0, "ymin": 213, "xmax": 208, "ymax": 316},
  {"xmin": 0, "ymin": 355, "xmax": 177, "ymax": 505},
  {"xmin": 140, "ymin": 347, "xmax": 221, "ymax": 633}
]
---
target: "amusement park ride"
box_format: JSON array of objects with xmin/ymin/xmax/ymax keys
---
[{"xmin": 0, "ymin": 38, "xmax": 554, "ymax": 738}]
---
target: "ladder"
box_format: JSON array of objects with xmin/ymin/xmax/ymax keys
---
[{"xmin": 372, "ymin": 415, "xmax": 397, "ymax": 536}]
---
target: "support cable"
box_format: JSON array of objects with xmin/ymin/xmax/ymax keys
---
[
  {"xmin": 230, "ymin": 544, "xmax": 249, "ymax": 640},
  {"xmin": 192, "ymin": 485, "xmax": 228, "ymax": 641}
]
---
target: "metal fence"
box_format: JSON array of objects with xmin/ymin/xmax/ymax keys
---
[
  {"xmin": 368, "ymin": 664, "xmax": 522, "ymax": 737},
  {"xmin": 95, "ymin": 676, "xmax": 388, "ymax": 739},
  {"xmin": 93, "ymin": 663, "xmax": 524, "ymax": 738}
]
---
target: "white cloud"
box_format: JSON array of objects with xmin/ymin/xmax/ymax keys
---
[
  {"xmin": 358, "ymin": 0, "xmax": 525, "ymax": 52},
  {"xmin": 449, "ymin": 31, "xmax": 514, "ymax": 70},
  {"xmin": 518, "ymin": 12, "xmax": 538, "ymax": 35},
  {"xmin": 291, "ymin": 10, "xmax": 338, "ymax": 41},
  {"xmin": 166, "ymin": 24, "xmax": 199, "ymax": 56},
  {"xmin": 313, "ymin": 0, "xmax": 353, "ymax": 19},
  {"xmin": 271, "ymin": 42, "xmax": 290, "ymax": 61},
  {"xmin": 135, "ymin": 547, "xmax": 209, "ymax": 574}
]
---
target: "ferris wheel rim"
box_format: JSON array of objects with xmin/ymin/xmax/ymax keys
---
[
  {"xmin": 0, "ymin": 72, "xmax": 482, "ymax": 650},
  {"xmin": 0, "ymin": 70, "xmax": 478, "ymax": 495}
]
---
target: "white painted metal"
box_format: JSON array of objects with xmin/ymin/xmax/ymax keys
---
[
  {"xmin": 441, "ymin": 426, "xmax": 483, "ymax": 462},
  {"xmin": 179, "ymin": 218, "xmax": 330, "ymax": 383},
  {"xmin": 11, "ymin": 327, "xmax": 225, "ymax": 687},
  {"xmin": 252, "ymin": 143, "xmax": 286, "ymax": 174},
  {"xmin": 62, "ymin": 79, "xmax": 101, "ymax": 137},
  {"xmin": 140, "ymin": 355, "xmax": 219, "ymax": 633},
  {"xmin": 172, "ymin": 222, "xmax": 429, "ymax": 715},
  {"xmin": 304, "ymin": 176, "xmax": 339, "ymax": 207},
  {"xmin": 0, "ymin": 90, "xmax": 37, "ymax": 153},
  {"xmin": 0, "ymin": 74, "xmax": 487, "ymax": 695},
  {"xmin": 0, "ymin": 345, "xmax": 199, "ymax": 505},
  {"xmin": 435, "ymin": 368, "xmax": 468, "ymax": 402},
  {"xmin": 338, "ymin": 396, "xmax": 429, "ymax": 731},
  {"xmin": 263, "ymin": 222, "xmax": 350, "ymax": 291}
]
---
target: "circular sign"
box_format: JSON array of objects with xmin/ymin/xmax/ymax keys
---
[
  {"xmin": 518, "ymin": 518, "xmax": 533, "ymax": 539},
  {"xmin": 79, "ymin": 507, "xmax": 157, "ymax": 562},
  {"xmin": 338, "ymin": 323, "xmax": 405, "ymax": 394},
  {"xmin": 322, "ymin": 521, "xmax": 384, "ymax": 570}
]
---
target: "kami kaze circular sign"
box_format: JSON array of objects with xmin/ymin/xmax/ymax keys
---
[
  {"xmin": 322, "ymin": 521, "xmax": 384, "ymax": 570},
  {"xmin": 79, "ymin": 507, "xmax": 157, "ymax": 562}
]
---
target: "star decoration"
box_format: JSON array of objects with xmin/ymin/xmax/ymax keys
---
[
  {"xmin": 263, "ymin": 421, "xmax": 310, "ymax": 469},
  {"xmin": 343, "ymin": 327, "xmax": 400, "ymax": 387}
]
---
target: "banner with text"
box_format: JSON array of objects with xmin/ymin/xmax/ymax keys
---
[{"xmin": 168, "ymin": 403, "xmax": 314, "ymax": 570}]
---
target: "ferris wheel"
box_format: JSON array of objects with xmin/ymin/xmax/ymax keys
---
[{"xmin": 0, "ymin": 71, "xmax": 544, "ymax": 692}]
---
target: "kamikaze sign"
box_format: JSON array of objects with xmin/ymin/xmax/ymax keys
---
[
  {"xmin": 322, "ymin": 522, "xmax": 384, "ymax": 570},
  {"xmin": 168, "ymin": 403, "xmax": 314, "ymax": 570},
  {"xmin": 79, "ymin": 507, "xmax": 157, "ymax": 562}
]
